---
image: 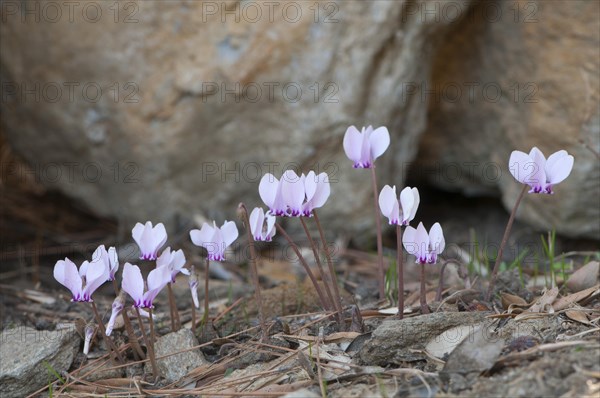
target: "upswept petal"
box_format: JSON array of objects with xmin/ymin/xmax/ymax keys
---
[
  {"xmin": 309, "ymin": 173, "xmax": 330, "ymax": 209},
  {"xmin": 190, "ymin": 223, "xmax": 216, "ymax": 248},
  {"xmin": 402, "ymin": 226, "xmax": 417, "ymax": 256},
  {"xmin": 414, "ymin": 222, "xmax": 430, "ymax": 263},
  {"xmin": 122, "ymin": 263, "xmax": 144, "ymax": 306},
  {"xmin": 399, "ymin": 186, "xmax": 415, "ymax": 224},
  {"xmin": 528, "ymin": 147, "xmax": 546, "ymax": 192},
  {"xmin": 83, "ymin": 260, "xmax": 109, "ymax": 300},
  {"xmin": 171, "ymin": 249, "xmax": 189, "ymax": 277},
  {"xmin": 379, "ymin": 185, "xmax": 399, "ymax": 224},
  {"xmin": 132, "ymin": 222, "xmax": 145, "ymax": 244},
  {"xmin": 304, "ymin": 171, "xmax": 318, "ymax": 201},
  {"xmin": 343, "ymin": 126, "xmax": 363, "ymax": 165},
  {"xmin": 428, "ymin": 223, "xmax": 445, "ymax": 262},
  {"xmin": 259, "ymin": 173, "xmax": 279, "ymax": 209},
  {"xmin": 221, "ymin": 221, "xmax": 239, "ymax": 248},
  {"xmin": 54, "ymin": 258, "xmax": 83, "ymax": 301},
  {"xmin": 79, "ymin": 260, "xmax": 89, "ymax": 279},
  {"xmin": 509, "ymin": 150, "xmax": 534, "ymax": 185},
  {"xmin": 264, "ymin": 213, "xmax": 276, "ymax": 241},
  {"xmin": 153, "ymin": 223, "xmax": 168, "ymax": 253},
  {"xmin": 143, "ymin": 265, "xmax": 171, "ymax": 307},
  {"xmin": 249, "ymin": 207, "xmax": 264, "ymax": 240},
  {"xmin": 545, "ymin": 150, "xmax": 574, "ymax": 185},
  {"xmin": 281, "ymin": 170, "xmax": 305, "ymax": 216},
  {"xmin": 407, "ymin": 188, "xmax": 420, "ymax": 222},
  {"xmin": 107, "ymin": 247, "xmax": 119, "ymax": 280},
  {"xmin": 156, "ymin": 247, "xmax": 172, "ymax": 268},
  {"xmin": 369, "ymin": 126, "xmax": 390, "ymax": 162}
]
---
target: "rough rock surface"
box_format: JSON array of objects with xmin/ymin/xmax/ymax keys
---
[
  {"xmin": 0, "ymin": 325, "xmax": 81, "ymax": 398},
  {"xmin": 149, "ymin": 328, "xmax": 209, "ymax": 383},
  {"xmin": 1, "ymin": 0, "xmax": 597, "ymax": 240},
  {"xmin": 417, "ymin": 0, "xmax": 600, "ymax": 239},
  {"xmin": 0, "ymin": 0, "xmax": 469, "ymax": 242},
  {"xmin": 359, "ymin": 311, "xmax": 489, "ymax": 365}
]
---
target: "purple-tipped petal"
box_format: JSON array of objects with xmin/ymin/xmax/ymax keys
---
[
  {"xmin": 54, "ymin": 258, "xmax": 83, "ymax": 301},
  {"xmin": 122, "ymin": 263, "xmax": 144, "ymax": 307},
  {"xmin": 281, "ymin": 170, "xmax": 305, "ymax": 216},
  {"xmin": 414, "ymin": 222, "xmax": 430, "ymax": 264},
  {"xmin": 83, "ymin": 259, "xmax": 109, "ymax": 301},
  {"xmin": 369, "ymin": 126, "xmax": 390, "ymax": 162}
]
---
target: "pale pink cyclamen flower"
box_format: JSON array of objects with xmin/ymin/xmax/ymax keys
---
[
  {"xmin": 343, "ymin": 125, "xmax": 390, "ymax": 168},
  {"xmin": 132, "ymin": 221, "xmax": 167, "ymax": 260},
  {"xmin": 121, "ymin": 262, "xmax": 171, "ymax": 308},
  {"xmin": 54, "ymin": 258, "xmax": 109, "ymax": 302},
  {"xmin": 91, "ymin": 245, "xmax": 119, "ymax": 281},
  {"xmin": 190, "ymin": 221, "xmax": 239, "ymax": 262},
  {"xmin": 249, "ymin": 207, "xmax": 276, "ymax": 242},
  {"xmin": 156, "ymin": 247, "xmax": 189, "ymax": 283},
  {"xmin": 402, "ymin": 222, "xmax": 445, "ymax": 264},
  {"xmin": 302, "ymin": 171, "xmax": 330, "ymax": 217},
  {"xmin": 378, "ymin": 185, "xmax": 420, "ymax": 226},
  {"xmin": 259, "ymin": 170, "xmax": 330, "ymax": 217},
  {"xmin": 509, "ymin": 147, "xmax": 574, "ymax": 194}
]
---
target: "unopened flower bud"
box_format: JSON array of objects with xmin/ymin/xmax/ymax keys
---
[
  {"xmin": 106, "ymin": 291, "xmax": 126, "ymax": 336},
  {"xmin": 189, "ymin": 265, "xmax": 200, "ymax": 309},
  {"xmin": 83, "ymin": 323, "xmax": 95, "ymax": 355}
]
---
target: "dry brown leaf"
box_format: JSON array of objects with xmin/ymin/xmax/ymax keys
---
[
  {"xmin": 501, "ymin": 292, "xmax": 529, "ymax": 309},
  {"xmin": 528, "ymin": 287, "xmax": 559, "ymax": 313},
  {"xmin": 565, "ymin": 310, "xmax": 591, "ymax": 325},
  {"xmin": 565, "ymin": 261, "xmax": 599, "ymax": 292},
  {"xmin": 552, "ymin": 284, "xmax": 600, "ymax": 311}
]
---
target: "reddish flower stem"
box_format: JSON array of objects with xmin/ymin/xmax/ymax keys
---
[
  {"xmin": 419, "ymin": 264, "xmax": 430, "ymax": 314},
  {"xmin": 486, "ymin": 185, "xmax": 528, "ymax": 301},
  {"xmin": 134, "ymin": 306, "xmax": 159, "ymax": 378},
  {"xmin": 370, "ymin": 166, "xmax": 385, "ymax": 300},
  {"xmin": 396, "ymin": 224, "xmax": 404, "ymax": 319},
  {"xmin": 91, "ymin": 301, "xmax": 124, "ymax": 363},
  {"xmin": 300, "ymin": 217, "xmax": 334, "ymax": 311}
]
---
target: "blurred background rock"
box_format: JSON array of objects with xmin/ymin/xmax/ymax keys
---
[{"xmin": 1, "ymin": 0, "xmax": 598, "ymax": 272}]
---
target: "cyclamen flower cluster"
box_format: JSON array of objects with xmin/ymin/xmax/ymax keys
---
[
  {"xmin": 403, "ymin": 222, "xmax": 445, "ymax": 264},
  {"xmin": 54, "ymin": 244, "xmax": 117, "ymax": 302},
  {"xmin": 259, "ymin": 170, "xmax": 330, "ymax": 217}
]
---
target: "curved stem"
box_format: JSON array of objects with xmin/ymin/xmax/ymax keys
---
[
  {"xmin": 370, "ymin": 166, "xmax": 385, "ymax": 300},
  {"xmin": 275, "ymin": 222, "xmax": 329, "ymax": 311},
  {"xmin": 167, "ymin": 283, "xmax": 177, "ymax": 332},
  {"xmin": 486, "ymin": 185, "xmax": 528, "ymax": 301},
  {"xmin": 396, "ymin": 224, "xmax": 404, "ymax": 319},
  {"xmin": 111, "ymin": 279, "xmax": 144, "ymax": 360},
  {"xmin": 203, "ymin": 258, "xmax": 210, "ymax": 326}
]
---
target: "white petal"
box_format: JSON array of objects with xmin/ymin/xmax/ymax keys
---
[
  {"xmin": 259, "ymin": 173, "xmax": 279, "ymax": 209},
  {"xmin": 369, "ymin": 126, "xmax": 390, "ymax": 162},
  {"xmin": 545, "ymin": 150, "xmax": 574, "ymax": 185},
  {"xmin": 122, "ymin": 263, "xmax": 144, "ymax": 304},
  {"xmin": 156, "ymin": 247, "xmax": 172, "ymax": 268},
  {"xmin": 378, "ymin": 185, "xmax": 397, "ymax": 219},
  {"xmin": 249, "ymin": 207, "xmax": 264, "ymax": 239},
  {"xmin": 428, "ymin": 222, "xmax": 445, "ymax": 255},
  {"xmin": 54, "ymin": 258, "xmax": 83, "ymax": 299},
  {"xmin": 402, "ymin": 226, "xmax": 418, "ymax": 255},
  {"xmin": 399, "ymin": 186, "xmax": 415, "ymax": 223},
  {"xmin": 509, "ymin": 150, "xmax": 534, "ymax": 185},
  {"xmin": 153, "ymin": 223, "xmax": 168, "ymax": 253},
  {"xmin": 408, "ymin": 188, "xmax": 420, "ymax": 221},
  {"xmin": 221, "ymin": 220, "xmax": 239, "ymax": 248},
  {"xmin": 190, "ymin": 223, "xmax": 215, "ymax": 248},
  {"xmin": 343, "ymin": 126, "xmax": 363, "ymax": 164}
]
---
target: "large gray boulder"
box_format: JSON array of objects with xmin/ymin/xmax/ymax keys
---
[{"xmin": 2, "ymin": 0, "xmax": 597, "ymax": 240}]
